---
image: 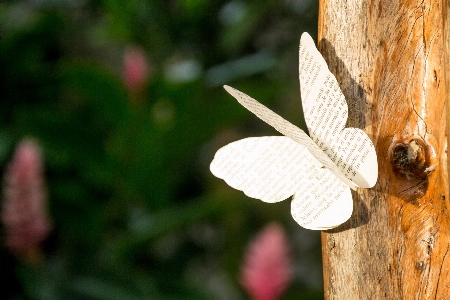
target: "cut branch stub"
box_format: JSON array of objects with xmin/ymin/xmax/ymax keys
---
[
  {"xmin": 390, "ymin": 137, "xmax": 436, "ymax": 202},
  {"xmin": 391, "ymin": 138, "xmax": 434, "ymax": 180}
]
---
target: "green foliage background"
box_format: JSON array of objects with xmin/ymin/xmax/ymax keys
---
[{"xmin": 0, "ymin": 0, "xmax": 324, "ymax": 299}]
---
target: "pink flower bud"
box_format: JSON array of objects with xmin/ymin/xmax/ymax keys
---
[
  {"xmin": 123, "ymin": 46, "xmax": 149, "ymax": 94},
  {"xmin": 2, "ymin": 139, "xmax": 51, "ymax": 259},
  {"xmin": 240, "ymin": 223, "xmax": 293, "ymax": 300}
]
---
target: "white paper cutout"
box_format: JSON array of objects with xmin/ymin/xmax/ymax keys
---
[{"xmin": 210, "ymin": 32, "xmax": 378, "ymax": 230}]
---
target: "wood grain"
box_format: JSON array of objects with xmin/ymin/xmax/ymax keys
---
[{"xmin": 319, "ymin": 0, "xmax": 450, "ymax": 298}]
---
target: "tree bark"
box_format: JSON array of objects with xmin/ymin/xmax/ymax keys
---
[{"xmin": 319, "ymin": 0, "xmax": 450, "ymax": 299}]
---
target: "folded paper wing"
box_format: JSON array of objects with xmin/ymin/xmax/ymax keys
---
[
  {"xmin": 299, "ymin": 32, "xmax": 378, "ymax": 188},
  {"xmin": 291, "ymin": 178, "xmax": 352, "ymax": 230},
  {"xmin": 210, "ymin": 136, "xmax": 353, "ymax": 229}
]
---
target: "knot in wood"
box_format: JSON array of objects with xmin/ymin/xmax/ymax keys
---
[
  {"xmin": 416, "ymin": 261, "xmax": 426, "ymax": 271},
  {"xmin": 391, "ymin": 139, "xmax": 431, "ymax": 180}
]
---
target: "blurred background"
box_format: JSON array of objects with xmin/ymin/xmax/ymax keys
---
[{"xmin": 0, "ymin": 0, "xmax": 323, "ymax": 299}]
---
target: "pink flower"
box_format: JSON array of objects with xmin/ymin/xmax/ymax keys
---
[
  {"xmin": 2, "ymin": 139, "xmax": 52, "ymax": 260},
  {"xmin": 123, "ymin": 46, "xmax": 149, "ymax": 94},
  {"xmin": 240, "ymin": 223, "xmax": 293, "ymax": 300}
]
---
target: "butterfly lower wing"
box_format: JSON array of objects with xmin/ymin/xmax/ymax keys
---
[
  {"xmin": 299, "ymin": 33, "xmax": 378, "ymax": 188},
  {"xmin": 291, "ymin": 174, "xmax": 352, "ymax": 230}
]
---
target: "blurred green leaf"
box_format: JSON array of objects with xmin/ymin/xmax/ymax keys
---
[
  {"xmin": 69, "ymin": 277, "xmax": 146, "ymax": 300},
  {"xmin": 103, "ymin": 194, "xmax": 229, "ymax": 262},
  {"xmin": 17, "ymin": 263, "xmax": 58, "ymax": 300},
  {"xmin": 59, "ymin": 60, "xmax": 130, "ymax": 128}
]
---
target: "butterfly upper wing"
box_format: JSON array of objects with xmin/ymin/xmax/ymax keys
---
[
  {"xmin": 210, "ymin": 136, "xmax": 353, "ymax": 228},
  {"xmin": 210, "ymin": 136, "xmax": 316, "ymax": 203},
  {"xmin": 223, "ymin": 85, "xmax": 358, "ymax": 190},
  {"xmin": 299, "ymin": 32, "xmax": 378, "ymax": 188}
]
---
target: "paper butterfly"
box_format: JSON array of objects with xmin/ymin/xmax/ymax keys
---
[{"xmin": 210, "ymin": 32, "xmax": 378, "ymax": 230}]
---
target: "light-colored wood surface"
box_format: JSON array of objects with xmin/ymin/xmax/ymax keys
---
[{"xmin": 319, "ymin": 0, "xmax": 450, "ymax": 298}]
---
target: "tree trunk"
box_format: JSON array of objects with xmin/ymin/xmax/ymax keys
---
[{"xmin": 319, "ymin": 0, "xmax": 450, "ymax": 299}]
